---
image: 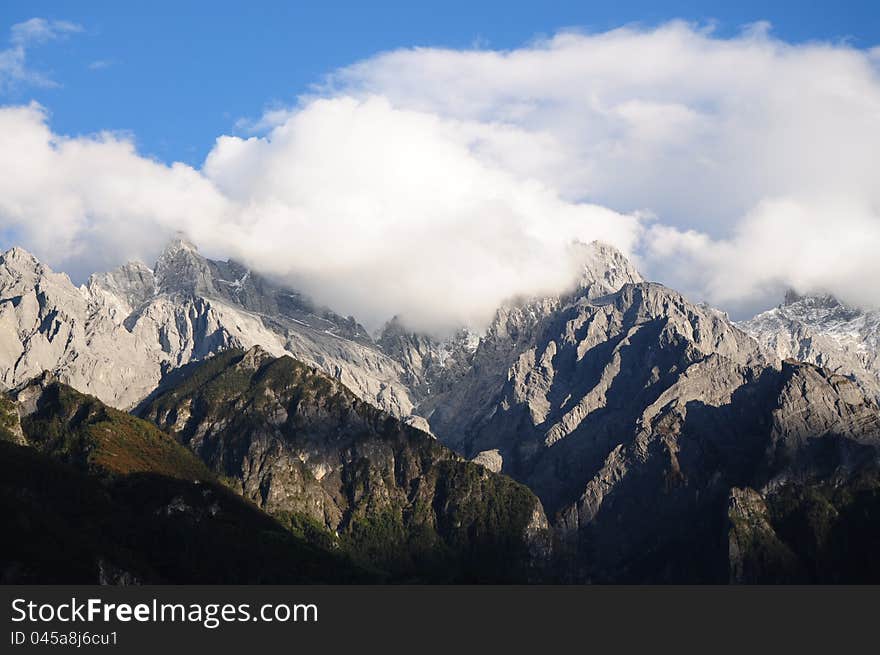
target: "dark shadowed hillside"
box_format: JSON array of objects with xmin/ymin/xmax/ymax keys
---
[{"xmin": 0, "ymin": 378, "xmax": 370, "ymax": 584}]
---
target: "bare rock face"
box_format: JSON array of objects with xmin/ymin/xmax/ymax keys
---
[
  {"xmin": 550, "ymin": 357, "xmax": 880, "ymax": 582},
  {"xmin": 472, "ymin": 449, "xmax": 503, "ymax": 473},
  {"xmin": 88, "ymin": 261, "xmax": 156, "ymax": 310},
  {"xmin": 394, "ymin": 246, "xmax": 880, "ymax": 581},
  {"xmin": 408, "ymin": 240, "xmax": 645, "ymax": 452},
  {"xmin": 740, "ymin": 292, "xmax": 880, "ymax": 401},
  {"xmin": 153, "ymin": 238, "xmax": 216, "ymax": 295},
  {"xmin": 724, "ymin": 373, "xmax": 880, "ymax": 584},
  {"xmin": 376, "ymin": 317, "xmax": 478, "ymax": 399},
  {"xmin": 770, "ymin": 361, "xmax": 880, "ymax": 453},
  {"xmin": 0, "ymin": 241, "xmax": 417, "ymax": 416},
  {"xmin": 0, "ymin": 239, "xmax": 641, "ymax": 421},
  {"xmin": 570, "ymin": 239, "xmax": 645, "ymax": 298},
  {"xmin": 425, "ymin": 280, "xmax": 770, "ymax": 510}
]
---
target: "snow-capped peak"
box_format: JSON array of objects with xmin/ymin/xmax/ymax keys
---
[{"xmin": 740, "ymin": 290, "xmax": 880, "ymax": 400}]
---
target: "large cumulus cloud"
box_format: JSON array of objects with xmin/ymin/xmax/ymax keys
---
[{"xmin": 1, "ymin": 21, "xmax": 879, "ymax": 330}]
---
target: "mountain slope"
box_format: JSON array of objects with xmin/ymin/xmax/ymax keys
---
[
  {"xmin": 727, "ymin": 457, "xmax": 880, "ymax": 584},
  {"xmin": 406, "ymin": 270, "xmax": 880, "ymax": 581},
  {"xmin": 13, "ymin": 372, "xmax": 212, "ymax": 480},
  {"xmin": 138, "ymin": 347, "xmax": 550, "ymax": 582},
  {"xmin": 421, "ymin": 281, "xmax": 767, "ymax": 504},
  {"xmin": 0, "ymin": 380, "xmax": 369, "ymax": 584},
  {"xmin": 555, "ymin": 359, "xmax": 880, "ymax": 581},
  {"xmin": 385, "ymin": 240, "xmax": 646, "ymax": 448}
]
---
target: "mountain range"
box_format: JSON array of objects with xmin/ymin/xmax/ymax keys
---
[{"xmin": 2, "ymin": 238, "xmax": 879, "ymax": 583}]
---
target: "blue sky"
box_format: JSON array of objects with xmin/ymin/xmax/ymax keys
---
[{"xmin": 1, "ymin": 0, "xmax": 878, "ymax": 165}]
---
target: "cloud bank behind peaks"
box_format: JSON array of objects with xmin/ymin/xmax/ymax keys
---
[
  {"xmin": 0, "ymin": 97, "xmax": 639, "ymax": 332},
  {"xmin": 1, "ymin": 21, "xmax": 879, "ymax": 330},
  {"xmin": 202, "ymin": 96, "xmax": 641, "ymax": 331},
  {"xmin": 332, "ymin": 21, "xmax": 880, "ymax": 314}
]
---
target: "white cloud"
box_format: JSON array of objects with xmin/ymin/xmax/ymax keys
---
[
  {"xmin": 0, "ymin": 103, "xmax": 232, "ymax": 281},
  {"xmin": 1, "ymin": 21, "xmax": 879, "ymax": 331},
  {"xmin": 87, "ymin": 59, "xmax": 114, "ymax": 71},
  {"xmin": 10, "ymin": 18, "xmax": 81, "ymax": 46},
  {"xmin": 645, "ymin": 196, "xmax": 880, "ymax": 318},
  {"xmin": 0, "ymin": 99, "xmax": 639, "ymax": 332},
  {"xmin": 1, "ymin": 18, "xmax": 82, "ymax": 90},
  {"xmin": 325, "ymin": 21, "xmax": 880, "ymax": 314},
  {"xmin": 204, "ymin": 95, "xmax": 640, "ymax": 330}
]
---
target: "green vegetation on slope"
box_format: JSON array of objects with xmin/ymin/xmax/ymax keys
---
[
  {"xmin": 20, "ymin": 380, "xmax": 212, "ymax": 480},
  {"xmin": 764, "ymin": 465, "xmax": 880, "ymax": 583},
  {"xmin": 727, "ymin": 436, "xmax": 880, "ymax": 584},
  {"xmin": 141, "ymin": 348, "xmax": 549, "ymax": 582}
]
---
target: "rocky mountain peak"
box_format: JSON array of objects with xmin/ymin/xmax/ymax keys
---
[
  {"xmin": 153, "ymin": 236, "xmax": 215, "ymax": 295},
  {"xmin": 475, "ymin": 241, "xmax": 642, "ymax": 350},
  {"xmin": 0, "ymin": 246, "xmax": 47, "ymax": 283},
  {"xmin": 161, "ymin": 235, "xmax": 199, "ymax": 256},
  {"xmin": 571, "ymin": 240, "xmax": 644, "ymax": 299},
  {"xmin": 3, "ymin": 233, "xmax": 880, "ymax": 584},
  {"xmin": 376, "ymin": 316, "xmax": 479, "ymax": 400},
  {"xmin": 1, "ymin": 246, "xmax": 40, "ymax": 267},
  {"xmin": 780, "ymin": 289, "xmax": 848, "ymax": 313},
  {"xmin": 0, "ymin": 242, "xmax": 419, "ymax": 415}
]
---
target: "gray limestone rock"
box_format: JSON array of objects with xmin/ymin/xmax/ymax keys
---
[
  {"xmin": 740, "ymin": 292, "xmax": 880, "ymax": 401},
  {"xmin": 0, "ymin": 242, "xmax": 416, "ymax": 415}
]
